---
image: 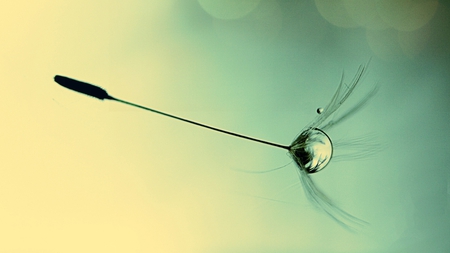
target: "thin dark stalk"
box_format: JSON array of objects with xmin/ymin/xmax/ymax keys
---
[{"xmin": 109, "ymin": 96, "xmax": 290, "ymax": 150}]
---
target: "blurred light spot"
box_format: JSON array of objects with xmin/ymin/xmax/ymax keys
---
[
  {"xmin": 377, "ymin": 0, "xmax": 438, "ymax": 31},
  {"xmin": 312, "ymin": 0, "xmax": 448, "ymax": 61},
  {"xmin": 388, "ymin": 3, "xmax": 450, "ymax": 60},
  {"xmin": 418, "ymin": 3, "xmax": 450, "ymax": 58},
  {"xmin": 343, "ymin": 0, "xmax": 390, "ymax": 30},
  {"xmin": 398, "ymin": 24, "xmax": 430, "ymax": 58},
  {"xmin": 198, "ymin": 0, "xmax": 261, "ymax": 20},
  {"xmin": 315, "ymin": 0, "xmax": 359, "ymax": 28},
  {"xmin": 213, "ymin": 0, "xmax": 282, "ymax": 49},
  {"xmin": 366, "ymin": 28, "xmax": 404, "ymax": 61}
]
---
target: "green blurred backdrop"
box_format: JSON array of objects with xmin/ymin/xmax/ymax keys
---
[{"xmin": 1, "ymin": 0, "xmax": 449, "ymax": 252}]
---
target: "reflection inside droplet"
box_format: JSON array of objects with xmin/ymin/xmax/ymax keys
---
[{"xmin": 289, "ymin": 128, "xmax": 333, "ymax": 173}]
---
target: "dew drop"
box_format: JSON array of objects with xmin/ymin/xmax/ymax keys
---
[{"xmin": 289, "ymin": 128, "xmax": 333, "ymax": 173}]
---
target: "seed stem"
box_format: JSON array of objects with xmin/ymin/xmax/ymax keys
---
[{"xmin": 109, "ymin": 96, "xmax": 290, "ymax": 150}]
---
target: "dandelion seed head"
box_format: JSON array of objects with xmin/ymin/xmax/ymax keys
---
[{"xmin": 286, "ymin": 62, "xmax": 375, "ymax": 230}]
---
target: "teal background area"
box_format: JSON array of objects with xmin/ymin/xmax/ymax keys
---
[{"xmin": 0, "ymin": 1, "xmax": 449, "ymax": 252}]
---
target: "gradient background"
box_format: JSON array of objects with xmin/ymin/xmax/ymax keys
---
[{"xmin": 1, "ymin": 0, "xmax": 449, "ymax": 252}]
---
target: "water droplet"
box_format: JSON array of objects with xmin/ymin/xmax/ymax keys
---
[{"xmin": 289, "ymin": 128, "xmax": 333, "ymax": 173}]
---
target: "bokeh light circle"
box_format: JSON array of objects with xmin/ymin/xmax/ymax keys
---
[
  {"xmin": 213, "ymin": 0, "xmax": 282, "ymax": 49},
  {"xmin": 377, "ymin": 0, "xmax": 438, "ymax": 32},
  {"xmin": 343, "ymin": 0, "xmax": 390, "ymax": 30},
  {"xmin": 315, "ymin": 0, "xmax": 359, "ymax": 28},
  {"xmin": 198, "ymin": 0, "xmax": 261, "ymax": 20}
]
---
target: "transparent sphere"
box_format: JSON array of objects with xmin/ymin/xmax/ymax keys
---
[{"xmin": 289, "ymin": 128, "xmax": 333, "ymax": 173}]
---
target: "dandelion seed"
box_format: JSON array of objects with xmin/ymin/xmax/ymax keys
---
[
  {"xmin": 54, "ymin": 62, "xmax": 376, "ymax": 230},
  {"xmin": 287, "ymin": 63, "xmax": 377, "ymax": 230}
]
